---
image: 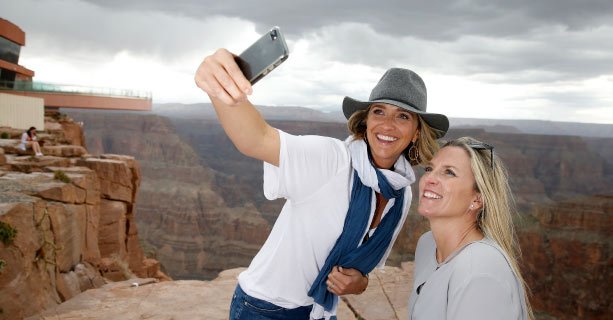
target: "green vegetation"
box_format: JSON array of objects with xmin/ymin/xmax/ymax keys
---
[
  {"xmin": 54, "ymin": 170, "xmax": 71, "ymax": 183},
  {"xmin": 0, "ymin": 132, "xmax": 9, "ymax": 139},
  {"xmin": 0, "ymin": 221, "xmax": 17, "ymax": 245},
  {"xmin": 0, "ymin": 259, "xmax": 5, "ymax": 273}
]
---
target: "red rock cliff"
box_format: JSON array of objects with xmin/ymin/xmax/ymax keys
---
[
  {"xmin": 0, "ymin": 113, "xmax": 169, "ymax": 319},
  {"xmin": 70, "ymin": 112, "xmax": 272, "ymax": 280},
  {"xmin": 520, "ymin": 195, "xmax": 612, "ymax": 319},
  {"xmin": 65, "ymin": 112, "xmax": 613, "ymax": 319}
]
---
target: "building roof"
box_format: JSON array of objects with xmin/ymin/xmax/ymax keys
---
[{"xmin": 0, "ymin": 18, "xmax": 26, "ymax": 46}]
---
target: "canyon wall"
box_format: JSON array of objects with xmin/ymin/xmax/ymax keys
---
[
  {"xmin": 0, "ymin": 114, "xmax": 168, "ymax": 319},
  {"xmin": 520, "ymin": 195, "xmax": 612, "ymax": 319},
  {"xmin": 68, "ymin": 110, "xmax": 613, "ymax": 319},
  {"xmin": 73, "ymin": 113, "xmax": 271, "ymax": 279}
]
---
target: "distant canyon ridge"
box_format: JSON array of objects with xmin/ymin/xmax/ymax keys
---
[{"xmin": 67, "ymin": 104, "xmax": 612, "ymax": 319}]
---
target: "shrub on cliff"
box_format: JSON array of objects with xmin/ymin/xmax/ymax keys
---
[
  {"xmin": 0, "ymin": 221, "xmax": 17, "ymax": 245},
  {"xmin": 54, "ymin": 170, "xmax": 71, "ymax": 183}
]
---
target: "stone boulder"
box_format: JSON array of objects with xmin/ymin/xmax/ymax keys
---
[
  {"xmin": 76, "ymin": 157, "xmax": 135, "ymax": 203},
  {"xmin": 55, "ymin": 262, "xmax": 106, "ymax": 301},
  {"xmin": 43, "ymin": 114, "xmax": 86, "ymax": 147},
  {"xmin": 44, "ymin": 166, "xmax": 101, "ymax": 205}
]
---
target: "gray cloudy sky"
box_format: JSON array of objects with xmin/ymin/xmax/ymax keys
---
[{"xmin": 2, "ymin": 0, "xmax": 612, "ymax": 123}]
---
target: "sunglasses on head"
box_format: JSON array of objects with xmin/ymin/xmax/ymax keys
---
[{"xmin": 466, "ymin": 142, "xmax": 495, "ymax": 169}]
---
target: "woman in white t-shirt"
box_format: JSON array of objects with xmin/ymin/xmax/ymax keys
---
[
  {"xmin": 19, "ymin": 126, "xmax": 44, "ymax": 156},
  {"xmin": 195, "ymin": 49, "xmax": 449, "ymax": 320},
  {"xmin": 409, "ymin": 137, "xmax": 533, "ymax": 319}
]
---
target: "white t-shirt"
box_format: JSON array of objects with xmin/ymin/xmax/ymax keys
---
[
  {"xmin": 19, "ymin": 132, "xmax": 34, "ymax": 150},
  {"xmin": 238, "ymin": 130, "xmax": 413, "ymax": 308},
  {"xmin": 408, "ymin": 231, "xmax": 528, "ymax": 320}
]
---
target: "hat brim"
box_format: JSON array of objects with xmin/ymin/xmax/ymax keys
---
[{"xmin": 342, "ymin": 96, "xmax": 449, "ymax": 138}]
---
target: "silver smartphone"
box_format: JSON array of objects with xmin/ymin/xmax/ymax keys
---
[{"xmin": 235, "ymin": 26, "xmax": 289, "ymax": 85}]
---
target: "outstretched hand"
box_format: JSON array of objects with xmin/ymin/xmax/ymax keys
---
[
  {"xmin": 194, "ymin": 48, "xmax": 253, "ymax": 105},
  {"xmin": 326, "ymin": 266, "xmax": 368, "ymax": 296}
]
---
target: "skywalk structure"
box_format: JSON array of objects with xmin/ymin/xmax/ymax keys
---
[{"xmin": 0, "ymin": 18, "xmax": 151, "ymax": 129}]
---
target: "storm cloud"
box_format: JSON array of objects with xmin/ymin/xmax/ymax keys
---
[{"xmin": 1, "ymin": 0, "xmax": 612, "ymax": 123}]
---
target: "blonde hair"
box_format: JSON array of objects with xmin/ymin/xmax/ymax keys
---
[
  {"xmin": 443, "ymin": 137, "xmax": 534, "ymax": 319},
  {"xmin": 347, "ymin": 107, "xmax": 444, "ymax": 166}
]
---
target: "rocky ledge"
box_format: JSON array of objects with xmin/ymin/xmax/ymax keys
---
[
  {"xmin": 29, "ymin": 262, "xmax": 415, "ymax": 320},
  {"xmin": 0, "ymin": 114, "xmax": 169, "ymax": 320}
]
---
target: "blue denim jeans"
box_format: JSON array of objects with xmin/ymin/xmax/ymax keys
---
[{"xmin": 229, "ymin": 285, "xmax": 337, "ymax": 320}]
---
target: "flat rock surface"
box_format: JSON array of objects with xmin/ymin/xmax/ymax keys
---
[
  {"xmin": 344, "ymin": 262, "xmax": 414, "ymax": 320},
  {"xmin": 27, "ymin": 264, "xmax": 415, "ymax": 320}
]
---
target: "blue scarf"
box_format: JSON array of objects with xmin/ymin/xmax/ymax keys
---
[{"xmin": 307, "ymin": 165, "xmax": 406, "ymax": 313}]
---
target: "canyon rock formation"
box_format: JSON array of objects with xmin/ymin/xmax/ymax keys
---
[
  {"xmin": 520, "ymin": 195, "xmax": 612, "ymax": 319},
  {"xmin": 74, "ymin": 113, "xmax": 272, "ymax": 280},
  {"xmin": 0, "ymin": 114, "xmax": 168, "ymax": 319},
  {"xmin": 67, "ymin": 109, "xmax": 613, "ymax": 319}
]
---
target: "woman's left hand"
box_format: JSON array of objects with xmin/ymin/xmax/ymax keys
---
[{"xmin": 326, "ymin": 266, "xmax": 368, "ymax": 295}]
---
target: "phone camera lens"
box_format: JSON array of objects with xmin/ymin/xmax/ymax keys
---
[{"xmin": 270, "ymin": 29, "xmax": 278, "ymax": 40}]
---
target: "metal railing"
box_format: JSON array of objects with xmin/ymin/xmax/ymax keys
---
[{"xmin": 0, "ymin": 80, "xmax": 152, "ymax": 100}]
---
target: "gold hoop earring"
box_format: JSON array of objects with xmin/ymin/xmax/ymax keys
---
[{"xmin": 408, "ymin": 142, "xmax": 419, "ymax": 162}]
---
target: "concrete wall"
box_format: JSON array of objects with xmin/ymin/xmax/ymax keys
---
[{"xmin": 0, "ymin": 92, "xmax": 44, "ymax": 130}]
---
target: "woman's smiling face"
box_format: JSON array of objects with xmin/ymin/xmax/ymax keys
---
[
  {"xmin": 365, "ymin": 103, "xmax": 419, "ymax": 169},
  {"xmin": 417, "ymin": 146, "xmax": 480, "ymax": 219}
]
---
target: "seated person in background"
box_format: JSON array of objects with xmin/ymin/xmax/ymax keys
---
[
  {"xmin": 408, "ymin": 137, "xmax": 533, "ymax": 320},
  {"xmin": 19, "ymin": 126, "xmax": 44, "ymax": 156}
]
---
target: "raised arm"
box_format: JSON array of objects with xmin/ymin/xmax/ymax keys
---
[{"xmin": 194, "ymin": 48, "xmax": 280, "ymax": 166}]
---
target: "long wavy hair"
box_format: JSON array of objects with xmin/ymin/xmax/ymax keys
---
[
  {"xmin": 444, "ymin": 136, "xmax": 534, "ymax": 319},
  {"xmin": 347, "ymin": 107, "xmax": 444, "ymax": 166}
]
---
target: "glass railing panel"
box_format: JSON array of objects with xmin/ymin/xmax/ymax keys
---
[{"xmin": 0, "ymin": 80, "xmax": 151, "ymax": 99}]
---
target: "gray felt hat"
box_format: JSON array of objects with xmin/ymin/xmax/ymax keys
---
[{"xmin": 342, "ymin": 68, "xmax": 449, "ymax": 138}]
